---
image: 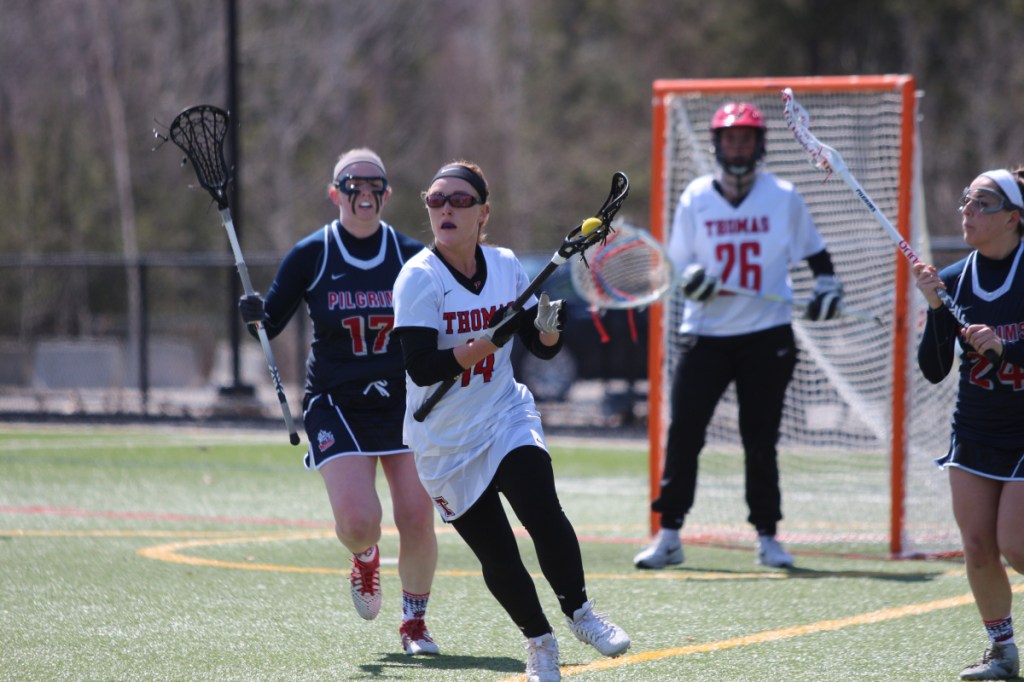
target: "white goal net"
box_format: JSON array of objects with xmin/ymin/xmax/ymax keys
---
[{"xmin": 648, "ymin": 76, "xmax": 960, "ymax": 557}]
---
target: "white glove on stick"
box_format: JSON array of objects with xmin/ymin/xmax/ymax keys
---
[{"xmin": 533, "ymin": 292, "xmax": 564, "ymax": 334}]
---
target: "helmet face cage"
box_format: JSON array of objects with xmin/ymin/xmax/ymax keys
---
[{"xmin": 711, "ymin": 102, "xmax": 767, "ymax": 176}]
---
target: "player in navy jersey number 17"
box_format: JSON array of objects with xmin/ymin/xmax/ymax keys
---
[
  {"xmin": 238, "ymin": 149, "xmax": 439, "ymax": 656},
  {"xmin": 913, "ymin": 166, "xmax": 1024, "ymax": 681},
  {"xmin": 635, "ymin": 102, "xmax": 845, "ymax": 572},
  {"xmin": 393, "ymin": 160, "xmax": 630, "ymax": 682}
]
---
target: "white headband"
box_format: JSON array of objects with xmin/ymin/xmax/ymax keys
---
[{"xmin": 981, "ymin": 169, "xmax": 1024, "ymax": 210}]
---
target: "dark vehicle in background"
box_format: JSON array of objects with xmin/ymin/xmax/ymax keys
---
[{"xmin": 510, "ymin": 254, "xmax": 648, "ymax": 416}]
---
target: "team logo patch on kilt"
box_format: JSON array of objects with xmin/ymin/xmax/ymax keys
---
[
  {"xmin": 317, "ymin": 429, "xmax": 336, "ymax": 452},
  {"xmin": 432, "ymin": 496, "xmax": 456, "ymax": 519}
]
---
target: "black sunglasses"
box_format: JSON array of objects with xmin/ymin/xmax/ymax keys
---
[
  {"xmin": 424, "ymin": 192, "xmax": 481, "ymax": 209},
  {"xmin": 334, "ymin": 176, "xmax": 388, "ymax": 195}
]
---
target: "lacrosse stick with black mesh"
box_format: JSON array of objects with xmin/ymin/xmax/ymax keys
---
[{"xmin": 160, "ymin": 104, "xmax": 301, "ymax": 445}]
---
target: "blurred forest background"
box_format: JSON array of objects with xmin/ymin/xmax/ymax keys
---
[{"xmin": 1, "ymin": 0, "xmax": 1022, "ymax": 398}]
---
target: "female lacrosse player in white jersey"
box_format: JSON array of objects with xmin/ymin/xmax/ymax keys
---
[
  {"xmin": 393, "ymin": 161, "xmax": 629, "ymax": 682},
  {"xmin": 238, "ymin": 149, "xmax": 439, "ymax": 656},
  {"xmin": 914, "ymin": 167, "xmax": 1024, "ymax": 681},
  {"xmin": 635, "ymin": 102, "xmax": 844, "ymax": 571}
]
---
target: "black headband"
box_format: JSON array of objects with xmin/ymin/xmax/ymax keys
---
[{"xmin": 431, "ymin": 165, "xmax": 488, "ymax": 203}]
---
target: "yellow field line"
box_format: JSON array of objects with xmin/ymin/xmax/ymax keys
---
[
  {"xmin": 135, "ymin": 534, "xmax": 949, "ymax": 582},
  {"xmin": 133, "ymin": 532, "xmax": 492, "ymax": 577},
  {"xmin": 7, "ymin": 528, "xmax": 963, "ymax": 583}
]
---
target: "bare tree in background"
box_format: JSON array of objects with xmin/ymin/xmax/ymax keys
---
[
  {"xmin": 1, "ymin": 0, "xmax": 1022, "ymax": 346},
  {"xmin": 90, "ymin": 0, "xmax": 142, "ymax": 369}
]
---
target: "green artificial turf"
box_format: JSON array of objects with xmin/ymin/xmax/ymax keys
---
[{"xmin": 0, "ymin": 425, "xmax": 1015, "ymax": 681}]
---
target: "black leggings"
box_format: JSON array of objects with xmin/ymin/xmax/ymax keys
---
[{"xmin": 450, "ymin": 445, "xmax": 587, "ymax": 638}]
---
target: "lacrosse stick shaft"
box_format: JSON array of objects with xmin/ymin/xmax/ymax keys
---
[
  {"xmin": 782, "ymin": 89, "xmax": 999, "ymax": 363},
  {"xmin": 220, "ymin": 209, "xmax": 302, "ymax": 445},
  {"xmin": 811, "ymin": 157, "xmax": 972, "ymax": 328},
  {"xmin": 823, "ymin": 150, "xmax": 997, "ymax": 355},
  {"xmin": 718, "ymin": 284, "xmax": 882, "ymax": 325},
  {"xmin": 411, "ymin": 379, "xmax": 455, "ymax": 423}
]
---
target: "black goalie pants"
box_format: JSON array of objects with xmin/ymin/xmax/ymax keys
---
[{"xmin": 652, "ymin": 324, "xmax": 798, "ymax": 535}]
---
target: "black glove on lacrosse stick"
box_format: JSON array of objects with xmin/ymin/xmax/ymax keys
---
[
  {"xmin": 681, "ymin": 264, "xmax": 722, "ymax": 302},
  {"xmin": 533, "ymin": 292, "xmax": 565, "ymax": 334},
  {"xmin": 805, "ymin": 275, "xmax": 844, "ymax": 321},
  {"xmin": 238, "ymin": 293, "xmax": 268, "ymax": 326},
  {"xmin": 483, "ymin": 304, "xmax": 527, "ymax": 348}
]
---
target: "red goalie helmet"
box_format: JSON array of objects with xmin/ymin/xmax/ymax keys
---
[
  {"xmin": 711, "ymin": 102, "xmax": 767, "ymax": 176},
  {"xmin": 710, "ymin": 102, "xmax": 766, "ymax": 131}
]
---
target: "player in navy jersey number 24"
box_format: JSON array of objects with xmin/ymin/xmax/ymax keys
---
[
  {"xmin": 913, "ymin": 166, "xmax": 1024, "ymax": 681},
  {"xmin": 393, "ymin": 160, "xmax": 630, "ymax": 682},
  {"xmin": 238, "ymin": 149, "xmax": 439, "ymax": 656}
]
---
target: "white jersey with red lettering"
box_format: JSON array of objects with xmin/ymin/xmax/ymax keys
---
[
  {"xmin": 668, "ymin": 172, "xmax": 826, "ymax": 336},
  {"xmin": 393, "ymin": 244, "xmax": 546, "ymax": 521}
]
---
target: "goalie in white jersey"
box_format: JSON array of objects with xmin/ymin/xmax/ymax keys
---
[
  {"xmin": 394, "ymin": 161, "xmax": 629, "ymax": 682},
  {"xmin": 635, "ymin": 102, "xmax": 844, "ymax": 571}
]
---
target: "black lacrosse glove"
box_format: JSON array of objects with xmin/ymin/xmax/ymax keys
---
[
  {"xmin": 681, "ymin": 264, "xmax": 721, "ymax": 302},
  {"xmin": 238, "ymin": 293, "xmax": 268, "ymax": 326},
  {"xmin": 484, "ymin": 304, "xmax": 526, "ymax": 348},
  {"xmin": 533, "ymin": 292, "xmax": 565, "ymax": 334},
  {"xmin": 805, "ymin": 275, "xmax": 844, "ymax": 321}
]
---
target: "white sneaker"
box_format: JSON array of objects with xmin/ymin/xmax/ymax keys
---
[
  {"xmin": 960, "ymin": 642, "xmax": 1019, "ymax": 680},
  {"xmin": 349, "ymin": 545, "xmax": 382, "ymax": 620},
  {"xmin": 525, "ymin": 632, "xmax": 560, "ymax": 682},
  {"xmin": 633, "ymin": 534, "xmax": 683, "ymax": 569},
  {"xmin": 566, "ymin": 599, "xmax": 631, "ymax": 657},
  {"xmin": 756, "ymin": 535, "xmax": 794, "ymax": 568}
]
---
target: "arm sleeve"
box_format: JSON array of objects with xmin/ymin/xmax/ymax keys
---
[
  {"xmin": 252, "ymin": 235, "xmax": 323, "ymax": 340},
  {"xmin": 1002, "ymin": 340, "xmax": 1024, "ymax": 368},
  {"xmin": 917, "ymin": 306, "xmax": 958, "ymax": 383},
  {"xmin": 805, "ymin": 249, "xmax": 836, "ymax": 277},
  {"xmin": 398, "ymin": 327, "xmax": 465, "ymax": 386},
  {"xmin": 516, "ymin": 305, "xmax": 563, "ymax": 360}
]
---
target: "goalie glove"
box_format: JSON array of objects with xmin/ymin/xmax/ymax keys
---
[
  {"xmin": 681, "ymin": 264, "xmax": 721, "ymax": 302},
  {"xmin": 238, "ymin": 293, "xmax": 268, "ymax": 326},
  {"xmin": 482, "ymin": 304, "xmax": 526, "ymax": 348},
  {"xmin": 805, "ymin": 275, "xmax": 844, "ymax": 321},
  {"xmin": 533, "ymin": 292, "xmax": 565, "ymax": 334}
]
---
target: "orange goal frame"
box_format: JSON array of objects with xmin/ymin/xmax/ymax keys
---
[{"xmin": 647, "ymin": 75, "xmax": 918, "ymax": 556}]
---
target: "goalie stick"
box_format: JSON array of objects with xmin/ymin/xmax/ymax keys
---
[
  {"xmin": 569, "ymin": 222, "xmax": 882, "ymax": 325},
  {"xmin": 781, "ymin": 88, "xmax": 1001, "ymax": 365},
  {"xmin": 157, "ymin": 104, "xmax": 302, "ymax": 445},
  {"xmin": 413, "ymin": 171, "xmax": 630, "ymax": 421}
]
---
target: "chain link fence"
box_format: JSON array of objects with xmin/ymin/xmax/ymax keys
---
[
  {"xmin": 0, "ymin": 252, "xmax": 311, "ymax": 424},
  {"xmin": 1, "ymin": 243, "xmax": 967, "ymax": 434}
]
